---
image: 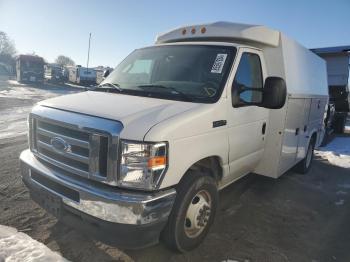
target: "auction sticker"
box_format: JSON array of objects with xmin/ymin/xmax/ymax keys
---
[{"xmin": 211, "ymin": 54, "xmax": 227, "ymax": 73}]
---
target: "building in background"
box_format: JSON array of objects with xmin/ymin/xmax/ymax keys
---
[{"xmin": 312, "ymin": 46, "xmax": 350, "ymax": 133}]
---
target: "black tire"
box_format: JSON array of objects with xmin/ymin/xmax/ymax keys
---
[
  {"xmin": 294, "ymin": 137, "xmax": 316, "ymax": 174},
  {"xmin": 161, "ymin": 171, "xmax": 218, "ymax": 252},
  {"xmin": 334, "ymin": 115, "xmax": 346, "ymax": 134}
]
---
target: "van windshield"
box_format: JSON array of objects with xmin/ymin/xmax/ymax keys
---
[{"xmin": 100, "ymin": 45, "xmax": 236, "ymax": 103}]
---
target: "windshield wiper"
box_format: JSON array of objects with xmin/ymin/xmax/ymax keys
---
[
  {"xmin": 137, "ymin": 84, "xmax": 193, "ymax": 102},
  {"xmin": 95, "ymin": 82, "xmax": 123, "ymax": 92}
]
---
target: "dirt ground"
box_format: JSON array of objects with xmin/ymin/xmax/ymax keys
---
[{"xmin": 1, "ymin": 79, "xmax": 350, "ymax": 262}]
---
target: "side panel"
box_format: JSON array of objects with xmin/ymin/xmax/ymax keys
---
[
  {"xmin": 255, "ymin": 35, "xmax": 328, "ymax": 178},
  {"xmin": 308, "ymin": 97, "xmax": 328, "ymax": 147},
  {"xmin": 296, "ymin": 98, "xmax": 311, "ymax": 162},
  {"xmin": 278, "ymin": 98, "xmax": 306, "ymax": 174},
  {"xmin": 281, "ymin": 34, "xmax": 328, "ymax": 97}
]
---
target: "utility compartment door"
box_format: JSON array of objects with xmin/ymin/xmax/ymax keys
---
[
  {"xmin": 308, "ymin": 97, "xmax": 328, "ymax": 146},
  {"xmin": 296, "ymin": 99, "xmax": 311, "ymax": 162},
  {"xmin": 278, "ymin": 98, "xmax": 306, "ymax": 174}
]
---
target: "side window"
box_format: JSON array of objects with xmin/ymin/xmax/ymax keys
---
[{"xmin": 233, "ymin": 52, "xmax": 263, "ymax": 105}]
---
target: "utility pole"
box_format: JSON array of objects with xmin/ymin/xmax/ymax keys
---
[{"xmin": 87, "ymin": 33, "xmax": 91, "ymax": 72}]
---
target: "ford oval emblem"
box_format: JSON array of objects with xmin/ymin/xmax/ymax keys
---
[{"xmin": 50, "ymin": 137, "xmax": 71, "ymax": 153}]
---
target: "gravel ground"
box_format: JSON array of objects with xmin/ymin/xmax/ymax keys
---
[{"xmin": 0, "ymin": 78, "xmax": 350, "ymax": 262}]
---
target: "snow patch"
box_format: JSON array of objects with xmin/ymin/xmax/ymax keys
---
[
  {"xmin": 315, "ymin": 137, "xmax": 350, "ymax": 168},
  {"xmin": 1, "ymin": 80, "xmax": 80, "ymax": 100},
  {"xmin": 0, "ymin": 225, "xmax": 68, "ymax": 262},
  {"xmin": 0, "ymin": 106, "xmax": 31, "ymax": 139}
]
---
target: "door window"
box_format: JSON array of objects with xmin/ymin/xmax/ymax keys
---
[{"xmin": 233, "ymin": 53, "xmax": 263, "ymax": 104}]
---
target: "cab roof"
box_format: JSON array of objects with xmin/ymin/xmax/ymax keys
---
[{"xmin": 155, "ymin": 21, "xmax": 280, "ymax": 47}]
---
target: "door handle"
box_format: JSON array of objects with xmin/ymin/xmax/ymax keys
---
[
  {"xmin": 262, "ymin": 122, "xmax": 267, "ymax": 135},
  {"xmin": 295, "ymin": 128, "xmax": 300, "ymax": 136}
]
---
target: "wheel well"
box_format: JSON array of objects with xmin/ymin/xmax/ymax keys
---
[
  {"xmin": 185, "ymin": 156, "xmax": 223, "ymax": 183},
  {"xmin": 311, "ymin": 132, "xmax": 317, "ymax": 144}
]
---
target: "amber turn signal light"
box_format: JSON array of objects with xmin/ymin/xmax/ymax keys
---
[{"xmin": 148, "ymin": 156, "xmax": 167, "ymax": 168}]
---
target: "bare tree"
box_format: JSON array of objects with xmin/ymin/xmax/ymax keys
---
[
  {"xmin": 0, "ymin": 31, "xmax": 16, "ymax": 66},
  {"xmin": 55, "ymin": 55, "xmax": 75, "ymax": 67}
]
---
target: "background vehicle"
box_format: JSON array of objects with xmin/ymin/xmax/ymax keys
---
[
  {"xmin": 16, "ymin": 54, "xmax": 44, "ymax": 83},
  {"xmin": 312, "ymin": 46, "xmax": 350, "ymax": 134},
  {"xmin": 20, "ymin": 22, "xmax": 328, "ymax": 252},
  {"xmin": 44, "ymin": 63, "xmax": 65, "ymax": 83},
  {"xmin": 68, "ymin": 65, "xmax": 96, "ymax": 85},
  {"xmin": 95, "ymin": 66, "xmax": 113, "ymax": 84}
]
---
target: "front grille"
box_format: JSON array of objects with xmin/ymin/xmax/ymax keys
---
[
  {"xmin": 31, "ymin": 118, "xmax": 108, "ymax": 180},
  {"xmin": 29, "ymin": 106, "xmax": 122, "ymax": 186}
]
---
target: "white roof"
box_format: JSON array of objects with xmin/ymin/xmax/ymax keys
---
[{"xmin": 156, "ymin": 22, "xmax": 280, "ymax": 47}]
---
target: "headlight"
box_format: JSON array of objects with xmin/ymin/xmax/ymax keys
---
[{"xmin": 120, "ymin": 140, "xmax": 167, "ymax": 190}]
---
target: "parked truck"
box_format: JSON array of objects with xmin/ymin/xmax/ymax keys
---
[
  {"xmin": 311, "ymin": 46, "xmax": 350, "ymax": 134},
  {"xmin": 68, "ymin": 65, "xmax": 96, "ymax": 86},
  {"xmin": 44, "ymin": 63, "xmax": 66, "ymax": 83},
  {"xmin": 20, "ymin": 22, "xmax": 328, "ymax": 251},
  {"xmin": 16, "ymin": 54, "xmax": 45, "ymax": 83}
]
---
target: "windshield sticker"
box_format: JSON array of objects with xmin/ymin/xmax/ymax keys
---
[{"xmin": 211, "ymin": 54, "xmax": 227, "ymax": 73}]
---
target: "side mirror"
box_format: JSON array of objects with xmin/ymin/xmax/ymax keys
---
[
  {"xmin": 262, "ymin": 77, "xmax": 287, "ymax": 109},
  {"xmin": 103, "ymin": 70, "xmax": 110, "ymax": 78}
]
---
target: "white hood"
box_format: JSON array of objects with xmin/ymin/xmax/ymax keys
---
[{"xmin": 38, "ymin": 91, "xmax": 201, "ymax": 140}]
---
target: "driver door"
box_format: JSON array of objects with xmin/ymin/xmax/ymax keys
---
[{"xmin": 226, "ymin": 48, "xmax": 269, "ymax": 181}]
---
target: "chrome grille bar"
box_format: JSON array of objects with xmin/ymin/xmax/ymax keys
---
[
  {"xmin": 37, "ymin": 127, "xmax": 89, "ymax": 149},
  {"xmin": 35, "ymin": 149, "xmax": 90, "ymax": 178},
  {"xmin": 37, "ymin": 140, "xmax": 90, "ymax": 164}
]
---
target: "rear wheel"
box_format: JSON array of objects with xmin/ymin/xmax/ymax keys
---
[
  {"xmin": 334, "ymin": 115, "xmax": 346, "ymax": 134},
  {"xmin": 294, "ymin": 137, "xmax": 316, "ymax": 174},
  {"xmin": 161, "ymin": 171, "xmax": 218, "ymax": 252}
]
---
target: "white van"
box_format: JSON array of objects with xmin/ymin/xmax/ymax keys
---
[{"xmin": 20, "ymin": 22, "xmax": 328, "ymax": 251}]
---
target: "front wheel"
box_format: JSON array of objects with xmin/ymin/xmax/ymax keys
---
[{"xmin": 161, "ymin": 171, "xmax": 218, "ymax": 252}]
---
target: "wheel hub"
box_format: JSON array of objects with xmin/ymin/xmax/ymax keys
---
[{"xmin": 184, "ymin": 190, "xmax": 211, "ymax": 238}]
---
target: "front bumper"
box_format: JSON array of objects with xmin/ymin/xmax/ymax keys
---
[{"xmin": 20, "ymin": 149, "xmax": 176, "ymax": 248}]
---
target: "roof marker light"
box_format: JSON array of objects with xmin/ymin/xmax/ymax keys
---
[
  {"xmin": 191, "ymin": 28, "xmax": 196, "ymax": 34},
  {"xmin": 182, "ymin": 29, "xmax": 187, "ymax": 35},
  {"xmin": 201, "ymin": 27, "xmax": 206, "ymax": 34}
]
